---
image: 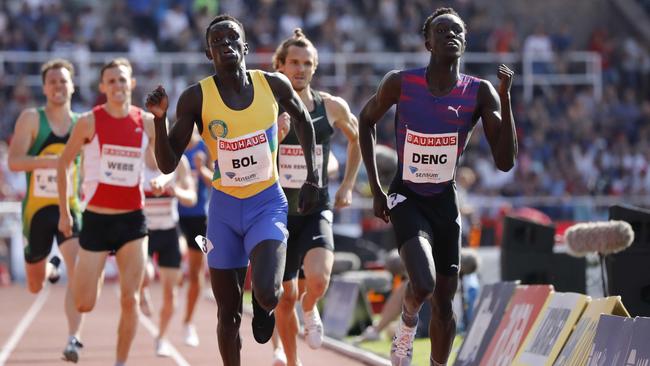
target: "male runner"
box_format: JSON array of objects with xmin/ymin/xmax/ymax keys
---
[
  {"xmin": 7, "ymin": 58, "xmax": 85, "ymax": 363},
  {"xmin": 145, "ymin": 15, "xmax": 319, "ymax": 366},
  {"xmin": 57, "ymin": 58, "xmax": 157, "ymax": 366},
  {"xmin": 358, "ymin": 8, "xmax": 517, "ymax": 366},
  {"xmin": 271, "ymin": 28, "xmax": 361, "ymax": 366},
  {"xmin": 140, "ymin": 151, "xmax": 196, "ymax": 356},
  {"xmin": 178, "ymin": 129, "xmax": 212, "ymax": 347}
]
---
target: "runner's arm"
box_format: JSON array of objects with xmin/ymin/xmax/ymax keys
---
[
  {"xmin": 57, "ymin": 113, "xmax": 94, "ymax": 235},
  {"xmin": 358, "ymin": 70, "xmax": 401, "ymax": 196},
  {"xmin": 146, "ymin": 85, "xmax": 199, "ymax": 174},
  {"xmin": 174, "ymin": 155, "xmax": 197, "ymax": 207},
  {"xmin": 8, "ymin": 109, "xmax": 57, "ymax": 171},
  {"xmin": 326, "ymin": 95, "xmax": 361, "ymax": 192},
  {"xmin": 265, "ymin": 72, "xmax": 319, "ymax": 185},
  {"xmin": 478, "ymin": 65, "xmax": 517, "ymax": 172}
]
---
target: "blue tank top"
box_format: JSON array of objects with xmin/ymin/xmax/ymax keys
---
[
  {"xmin": 392, "ymin": 68, "xmax": 480, "ymax": 196},
  {"xmin": 178, "ymin": 141, "xmax": 209, "ymax": 217}
]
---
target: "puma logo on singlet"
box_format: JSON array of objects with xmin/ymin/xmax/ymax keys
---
[{"xmin": 448, "ymin": 105, "xmax": 461, "ymax": 118}]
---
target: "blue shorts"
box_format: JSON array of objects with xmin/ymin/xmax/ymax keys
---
[{"xmin": 207, "ymin": 184, "xmax": 288, "ymax": 269}]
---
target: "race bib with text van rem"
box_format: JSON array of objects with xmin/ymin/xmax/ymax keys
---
[{"xmin": 278, "ymin": 144, "xmax": 324, "ymax": 189}]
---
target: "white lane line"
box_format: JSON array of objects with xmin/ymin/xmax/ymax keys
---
[
  {"xmin": 113, "ymin": 286, "xmax": 190, "ymax": 366},
  {"xmin": 0, "ymin": 285, "xmax": 51, "ymax": 365}
]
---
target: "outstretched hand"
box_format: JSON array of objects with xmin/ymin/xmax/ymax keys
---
[
  {"xmin": 497, "ymin": 64, "xmax": 514, "ymax": 96},
  {"xmin": 145, "ymin": 85, "xmax": 169, "ymax": 119}
]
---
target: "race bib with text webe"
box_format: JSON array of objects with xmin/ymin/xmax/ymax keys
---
[
  {"xmin": 33, "ymin": 168, "xmax": 71, "ymax": 198},
  {"xmin": 217, "ymin": 130, "xmax": 272, "ymax": 187},
  {"xmin": 402, "ymin": 129, "xmax": 458, "ymax": 184},
  {"xmin": 99, "ymin": 144, "xmax": 143, "ymax": 187},
  {"xmin": 278, "ymin": 144, "xmax": 323, "ymax": 189}
]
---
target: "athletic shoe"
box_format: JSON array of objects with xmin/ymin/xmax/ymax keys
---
[
  {"xmin": 62, "ymin": 336, "xmax": 83, "ymax": 363},
  {"xmin": 155, "ymin": 338, "xmax": 172, "ymax": 357},
  {"xmin": 271, "ymin": 347, "xmax": 287, "ymax": 366},
  {"xmin": 251, "ymin": 290, "xmax": 275, "ymax": 344},
  {"xmin": 353, "ymin": 325, "xmax": 380, "ymax": 344},
  {"xmin": 390, "ymin": 319, "xmax": 416, "ymax": 366},
  {"xmin": 47, "ymin": 256, "xmax": 61, "ymax": 284},
  {"xmin": 300, "ymin": 293, "xmax": 323, "ymax": 349},
  {"xmin": 183, "ymin": 324, "xmax": 199, "ymax": 347}
]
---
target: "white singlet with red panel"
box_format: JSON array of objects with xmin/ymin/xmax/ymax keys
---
[{"xmin": 143, "ymin": 164, "xmax": 178, "ymax": 230}]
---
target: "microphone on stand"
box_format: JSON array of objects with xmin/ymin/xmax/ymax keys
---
[{"xmin": 564, "ymin": 220, "xmax": 634, "ymax": 296}]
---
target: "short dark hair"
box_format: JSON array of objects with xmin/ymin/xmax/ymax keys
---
[
  {"xmin": 99, "ymin": 58, "xmax": 133, "ymax": 80},
  {"xmin": 421, "ymin": 7, "xmax": 466, "ymax": 38},
  {"xmin": 41, "ymin": 59, "xmax": 75, "ymax": 84},
  {"xmin": 272, "ymin": 28, "xmax": 319, "ymax": 70},
  {"xmin": 205, "ymin": 14, "xmax": 245, "ymax": 45}
]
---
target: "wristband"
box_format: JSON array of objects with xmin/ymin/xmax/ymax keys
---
[{"xmin": 303, "ymin": 180, "xmax": 319, "ymax": 189}]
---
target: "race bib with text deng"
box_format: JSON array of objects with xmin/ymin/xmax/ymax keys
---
[{"xmin": 402, "ymin": 129, "xmax": 458, "ymax": 184}]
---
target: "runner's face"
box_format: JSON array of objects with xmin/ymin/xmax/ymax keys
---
[
  {"xmin": 278, "ymin": 45, "xmax": 316, "ymax": 92},
  {"xmin": 206, "ymin": 21, "xmax": 248, "ymax": 67},
  {"xmin": 99, "ymin": 65, "xmax": 134, "ymax": 104},
  {"xmin": 42, "ymin": 68, "xmax": 74, "ymax": 106},
  {"xmin": 426, "ymin": 14, "xmax": 466, "ymax": 59}
]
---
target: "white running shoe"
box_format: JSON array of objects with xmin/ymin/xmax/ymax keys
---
[
  {"xmin": 353, "ymin": 325, "xmax": 381, "ymax": 344},
  {"xmin": 390, "ymin": 319, "xmax": 416, "ymax": 366},
  {"xmin": 155, "ymin": 338, "xmax": 172, "ymax": 357},
  {"xmin": 183, "ymin": 324, "xmax": 199, "ymax": 347},
  {"xmin": 271, "ymin": 347, "xmax": 287, "ymax": 366},
  {"xmin": 301, "ymin": 294, "xmax": 324, "ymax": 349}
]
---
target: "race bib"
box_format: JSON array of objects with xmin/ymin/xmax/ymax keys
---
[
  {"xmin": 217, "ymin": 130, "xmax": 272, "ymax": 187},
  {"xmin": 402, "ymin": 129, "xmax": 458, "ymax": 184},
  {"xmin": 33, "ymin": 168, "xmax": 71, "ymax": 198},
  {"xmin": 99, "ymin": 144, "xmax": 143, "ymax": 187},
  {"xmin": 144, "ymin": 197, "xmax": 178, "ymax": 230},
  {"xmin": 278, "ymin": 144, "xmax": 324, "ymax": 189}
]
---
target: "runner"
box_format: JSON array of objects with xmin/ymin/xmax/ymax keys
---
[
  {"xmin": 56, "ymin": 58, "xmax": 157, "ymax": 366},
  {"xmin": 145, "ymin": 15, "xmax": 320, "ymax": 366},
  {"xmin": 7, "ymin": 58, "xmax": 85, "ymax": 363},
  {"xmin": 178, "ymin": 129, "xmax": 212, "ymax": 347},
  {"xmin": 140, "ymin": 149, "xmax": 196, "ymax": 356},
  {"xmin": 358, "ymin": 8, "xmax": 517, "ymax": 366},
  {"xmin": 271, "ymin": 28, "xmax": 361, "ymax": 366}
]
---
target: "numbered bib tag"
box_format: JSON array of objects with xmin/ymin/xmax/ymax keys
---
[
  {"xmin": 217, "ymin": 130, "xmax": 272, "ymax": 187},
  {"xmin": 402, "ymin": 129, "xmax": 458, "ymax": 184},
  {"xmin": 278, "ymin": 144, "xmax": 324, "ymax": 189},
  {"xmin": 33, "ymin": 168, "xmax": 71, "ymax": 198},
  {"xmin": 99, "ymin": 144, "xmax": 143, "ymax": 187}
]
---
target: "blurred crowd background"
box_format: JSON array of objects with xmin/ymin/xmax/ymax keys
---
[{"xmin": 1, "ymin": 0, "xmax": 649, "ymax": 225}]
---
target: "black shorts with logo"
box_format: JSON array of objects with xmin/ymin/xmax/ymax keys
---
[
  {"xmin": 148, "ymin": 228, "xmax": 182, "ymax": 268},
  {"xmin": 80, "ymin": 210, "xmax": 147, "ymax": 254},
  {"xmin": 178, "ymin": 215, "xmax": 207, "ymax": 252},
  {"xmin": 283, "ymin": 209, "xmax": 334, "ymax": 281},
  {"xmin": 388, "ymin": 183, "xmax": 461, "ymax": 276},
  {"xmin": 24, "ymin": 205, "xmax": 81, "ymax": 263}
]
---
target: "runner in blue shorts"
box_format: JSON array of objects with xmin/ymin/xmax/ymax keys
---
[{"xmin": 145, "ymin": 14, "xmax": 320, "ymax": 366}]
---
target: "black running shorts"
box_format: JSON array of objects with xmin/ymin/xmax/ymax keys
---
[
  {"xmin": 283, "ymin": 209, "xmax": 334, "ymax": 281},
  {"xmin": 80, "ymin": 210, "xmax": 147, "ymax": 254}
]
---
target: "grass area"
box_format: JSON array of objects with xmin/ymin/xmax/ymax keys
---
[{"xmin": 348, "ymin": 335, "xmax": 464, "ymax": 366}]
